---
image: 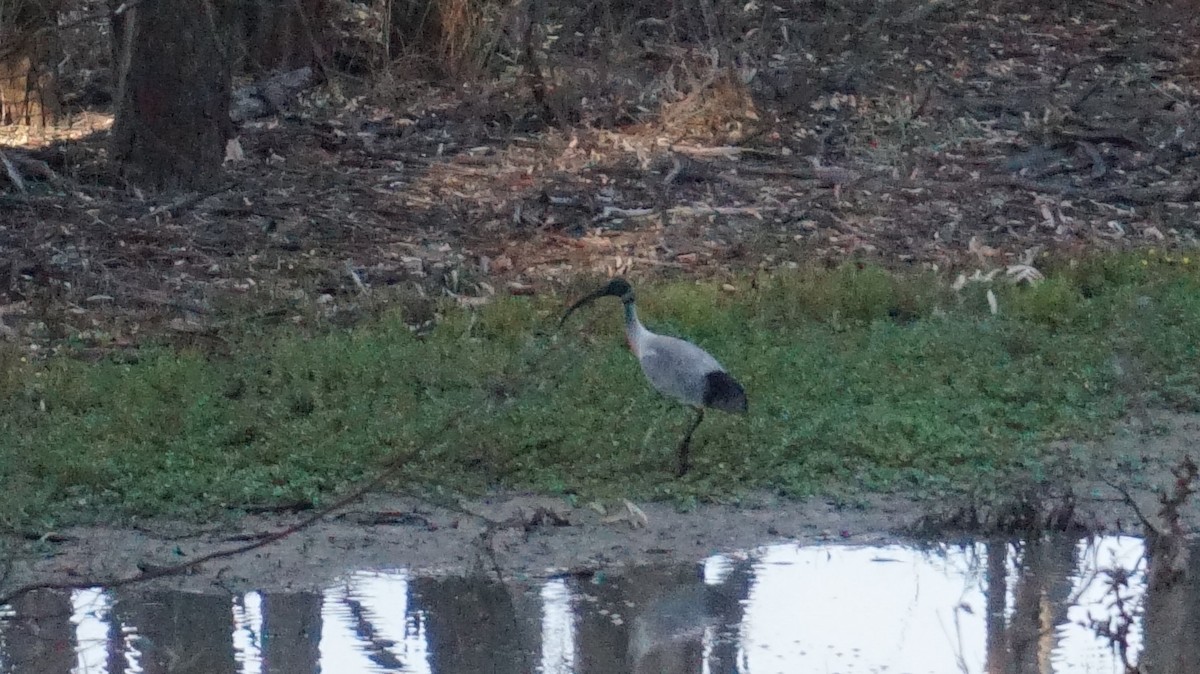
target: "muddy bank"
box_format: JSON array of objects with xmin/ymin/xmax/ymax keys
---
[{"xmin": 4, "ymin": 413, "xmax": 1198, "ymax": 596}]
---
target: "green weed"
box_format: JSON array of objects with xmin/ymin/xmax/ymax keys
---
[{"xmin": 1, "ymin": 256, "xmax": 1199, "ymax": 526}]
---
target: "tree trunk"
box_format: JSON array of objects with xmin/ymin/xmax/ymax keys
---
[
  {"xmin": 0, "ymin": 0, "xmax": 63, "ymax": 128},
  {"xmin": 110, "ymin": 0, "xmax": 232, "ymax": 192}
]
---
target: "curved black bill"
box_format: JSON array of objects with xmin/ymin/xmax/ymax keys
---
[{"xmin": 558, "ymin": 287, "xmax": 610, "ymax": 327}]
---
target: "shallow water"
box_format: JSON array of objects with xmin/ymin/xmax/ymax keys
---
[{"xmin": 0, "ymin": 534, "xmax": 1187, "ymax": 673}]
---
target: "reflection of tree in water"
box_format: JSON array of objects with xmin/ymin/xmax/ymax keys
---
[
  {"xmin": 111, "ymin": 590, "xmax": 236, "ymax": 674},
  {"xmin": 1141, "ymin": 538, "xmax": 1200, "ymax": 673},
  {"xmin": 706, "ymin": 556, "xmax": 756, "ymax": 674},
  {"xmin": 23, "ymin": 537, "xmax": 1200, "ymax": 673},
  {"xmin": 0, "ymin": 589, "xmax": 75, "ymax": 674},
  {"xmin": 408, "ymin": 575, "xmax": 539, "ymax": 674},
  {"xmin": 261, "ymin": 592, "xmax": 322, "ymax": 674},
  {"xmin": 984, "ymin": 535, "xmax": 1081, "ymax": 674},
  {"xmin": 107, "ymin": 595, "xmax": 127, "ymax": 674},
  {"xmin": 338, "ymin": 593, "xmax": 408, "ymax": 670}
]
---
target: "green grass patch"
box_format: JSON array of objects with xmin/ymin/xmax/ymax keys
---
[{"xmin": 2, "ymin": 253, "xmax": 1200, "ymax": 527}]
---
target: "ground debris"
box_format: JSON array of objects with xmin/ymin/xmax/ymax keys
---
[{"xmin": 1, "ymin": 0, "xmax": 1198, "ymax": 351}]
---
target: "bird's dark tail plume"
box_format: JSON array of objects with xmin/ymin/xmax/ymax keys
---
[{"xmin": 703, "ymin": 371, "xmax": 748, "ymax": 414}]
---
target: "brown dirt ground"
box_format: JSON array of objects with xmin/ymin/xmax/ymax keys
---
[
  {"xmin": 1, "ymin": 0, "xmax": 1198, "ymax": 354},
  {"xmin": 2, "ymin": 0, "xmax": 1200, "ymax": 591}
]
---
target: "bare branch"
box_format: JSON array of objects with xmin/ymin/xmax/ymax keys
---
[
  {"xmin": 0, "ymin": 449, "xmax": 415, "ymax": 605},
  {"xmin": 1104, "ymin": 477, "xmax": 1162, "ymax": 537}
]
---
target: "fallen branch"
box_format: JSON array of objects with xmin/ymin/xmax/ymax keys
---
[
  {"xmin": 593, "ymin": 204, "xmax": 774, "ymax": 223},
  {"xmin": 1089, "ymin": 183, "xmax": 1200, "ymax": 206},
  {"xmin": 345, "ymin": 259, "xmax": 369, "ymax": 294},
  {"xmin": 670, "ymin": 145, "xmax": 745, "ymax": 159},
  {"xmin": 630, "ymin": 257, "xmax": 687, "ymax": 269},
  {"xmin": 0, "ymin": 401, "xmax": 561, "ymax": 606},
  {"xmin": 1051, "ymin": 126, "xmax": 1147, "ymax": 151},
  {"xmin": 0, "ymin": 152, "xmax": 27, "ymax": 192},
  {"xmin": 0, "ymin": 450, "xmax": 415, "ymax": 606},
  {"xmin": 732, "ymin": 163, "xmax": 863, "ymax": 185},
  {"xmin": 976, "ymin": 175, "xmax": 1200, "ymax": 205},
  {"xmin": 137, "ymin": 183, "xmax": 234, "ymax": 222},
  {"xmin": 0, "ymin": 149, "xmax": 67, "ymax": 191}
]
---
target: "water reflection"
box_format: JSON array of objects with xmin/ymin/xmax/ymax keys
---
[
  {"xmin": 0, "ymin": 589, "xmax": 75, "ymax": 673},
  {"xmin": 0, "ymin": 535, "xmax": 1189, "ymax": 673}
]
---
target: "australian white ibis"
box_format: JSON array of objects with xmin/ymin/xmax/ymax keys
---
[{"xmin": 560, "ymin": 278, "xmax": 748, "ymax": 476}]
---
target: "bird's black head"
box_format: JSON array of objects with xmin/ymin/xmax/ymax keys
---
[
  {"xmin": 600, "ymin": 277, "xmax": 635, "ymax": 303},
  {"xmin": 559, "ymin": 277, "xmax": 636, "ymax": 327}
]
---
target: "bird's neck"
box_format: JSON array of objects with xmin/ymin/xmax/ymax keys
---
[{"xmin": 623, "ymin": 301, "xmax": 651, "ymax": 356}]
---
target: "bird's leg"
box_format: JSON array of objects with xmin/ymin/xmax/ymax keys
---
[{"xmin": 675, "ymin": 407, "xmax": 705, "ymax": 477}]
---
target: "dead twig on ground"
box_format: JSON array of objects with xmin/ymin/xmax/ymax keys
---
[
  {"xmin": 593, "ymin": 204, "xmax": 773, "ymax": 223},
  {"xmin": 1051, "ymin": 127, "xmax": 1147, "ymax": 151},
  {"xmin": 0, "ymin": 152, "xmax": 27, "ymax": 192},
  {"xmin": 345, "ymin": 259, "xmax": 369, "ymax": 294},
  {"xmin": 0, "ymin": 149, "xmax": 67, "ymax": 191},
  {"xmin": 0, "ymin": 449, "xmax": 415, "ymax": 606},
  {"xmin": 973, "ymin": 175, "xmax": 1200, "ymax": 206},
  {"xmin": 136, "ymin": 183, "xmax": 234, "ymax": 223}
]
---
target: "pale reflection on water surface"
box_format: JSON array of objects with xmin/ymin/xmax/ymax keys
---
[{"xmin": 1, "ymin": 535, "xmax": 1184, "ymax": 673}]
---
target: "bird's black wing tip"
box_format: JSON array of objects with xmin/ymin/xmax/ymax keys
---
[{"xmin": 703, "ymin": 371, "xmax": 748, "ymax": 414}]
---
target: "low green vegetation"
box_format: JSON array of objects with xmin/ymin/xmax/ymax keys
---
[{"xmin": 2, "ymin": 252, "xmax": 1200, "ymax": 528}]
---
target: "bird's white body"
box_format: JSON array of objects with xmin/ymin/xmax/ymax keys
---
[
  {"xmin": 560, "ymin": 277, "xmax": 746, "ymax": 475},
  {"xmin": 625, "ymin": 305, "xmax": 724, "ymax": 408}
]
